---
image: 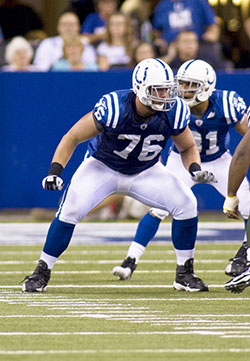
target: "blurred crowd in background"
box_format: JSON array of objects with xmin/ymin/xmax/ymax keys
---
[{"xmin": 0, "ymin": 0, "xmax": 249, "ymax": 72}]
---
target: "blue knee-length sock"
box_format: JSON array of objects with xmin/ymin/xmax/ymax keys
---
[
  {"xmin": 172, "ymin": 216, "xmax": 198, "ymax": 250},
  {"xmin": 134, "ymin": 212, "xmax": 161, "ymax": 247},
  {"xmin": 43, "ymin": 218, "xmax": 75, "ymax": 258}
]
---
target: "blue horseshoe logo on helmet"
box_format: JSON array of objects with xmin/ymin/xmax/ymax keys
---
[
  {"xmin": 135, "ymin": 66, "xmax": 149, "ymax": 84},
  {"xmin": 206, "ymin": 68, "xmax": 214, "ymax": 85}
]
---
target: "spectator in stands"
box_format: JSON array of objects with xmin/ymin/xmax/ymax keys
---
[
  {"xmin": 130, "ymin": 41, "xmax": 156, "ymax": 66},
  {"xmin": 33, "ymin": 11, "xmax": 96, "ymax": 71},
  {"xmin": 25, "ymin": 29, "xmax": 48, "ymax": 55},
  {"xmin": 120, "ymin": 0, "xmax": 158, "ymax": 42},
  {"xmin": 81, "ymin": 0, "xmax": 119, "ymax": 46},
  {"xmin": 1, "ymin": 36, "xmax": 38, "ymax": 72},
  {"xmin": 96, "ymin": 11, "xmax": 135, "ymax": 70},
  {"xmin": 162, "ymin": 30, "xmax": 232, "ymax": 71},
  {"xmin": 0, "ymin": 0, "xmax": 43, "ymax": 40},
  {"xmin": 152, "ymin": 0, "xmax": 220, "ymax": 56},
  {"xmin": 51, "ymin": 35, "xmax": 98, "ymax": 71}
]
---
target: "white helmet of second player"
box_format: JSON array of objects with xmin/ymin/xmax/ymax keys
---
[
  {"xmin": 177, "ymin": 59, "xmax": 216, "ymax": 108},
  {"xmin": 132, "ymin": 58, "xmax": 177, "ymax": 111}
]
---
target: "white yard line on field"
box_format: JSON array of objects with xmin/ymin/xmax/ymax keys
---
[
  {"xmin": 1, "ymin": 314, "xmax": 250, "ymax": 318},
  {"xmin": 0, "ymin": 348, "xmax": 250, "ymax": 355},
  {"xmin": 0, "ymin": 330, "xmax": 249, "ymax": 336},
  {"xmin": 0, "ymin": 331, "xmax": 221, "ymax": 335},
  {"xmin": 0, "ymin": 284, "xmax": 225, "ymax": 289},
  {"xmin": 0, "ymin": 270, "xmax": 225, "ymax": 274},
  {"xmin": 0, "ymin": 250, "xmax": 237, "ymax": 255},
  {"xmin": 1, "ymin": 291, "xmax": 249, "ymax": 302},
  {"xmin": 0, "ymin": 259, "xmax": 229, "ymax": 264}
]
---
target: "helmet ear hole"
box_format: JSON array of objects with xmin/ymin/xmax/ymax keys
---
[
  {"xmin": 197, "ymin": 84, "xmax": 209, "ymax": 102},
  {"xmin": 197, "ymin": 93, "xmax": 208, "ymax": 102}
]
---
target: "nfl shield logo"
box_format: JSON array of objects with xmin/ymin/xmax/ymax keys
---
[
  {"xmin": 140, "ymin": 123, "xmax": 148, "ymax": 130},
  {"xmin": 195, "ymin": 119, "xmax": 203, "ymax": 127}
]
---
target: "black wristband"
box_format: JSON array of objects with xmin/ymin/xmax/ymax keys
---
[
  {"xmin": 189, "ymin": 162, "xmax": 201, "ymax": 175},
  {"xmin": 48, "ymin": 162, "xmax": 64, "ymax": 176}
]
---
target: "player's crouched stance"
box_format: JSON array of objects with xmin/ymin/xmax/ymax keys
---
[{"xmin": 22, "ymin": 58, "xmax": 214, "ymax": 293}]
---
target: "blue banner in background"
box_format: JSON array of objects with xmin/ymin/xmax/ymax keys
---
[{"xmin": 1, "ymin": 71, "xmax": 250, "ymax": 209}]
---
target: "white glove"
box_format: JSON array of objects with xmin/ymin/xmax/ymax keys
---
[
  {"xmin": 223, "ymin": 195, "xmax": 239, "ymax": 219},
  {"xmin": 191, "ymin": 170, "xmax": 217, "ymax": 183},
  {"xmin": 42, "ymin": 175, "xmax": 64, "ymax": 191}
]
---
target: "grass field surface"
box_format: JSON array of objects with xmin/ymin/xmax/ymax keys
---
[{"xmin": 0, "ymin": 221, "xmax": 249, "ymax": 361}]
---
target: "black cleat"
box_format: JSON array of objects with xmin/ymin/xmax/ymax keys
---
[
  {"xmin": 22, "ymin": 260, "xmax": 51, "ymax": 292},
  {"xmin": 113, "ymin": 257, "xmax": 137, "ymax": 280},
  {"xmin": 225, "ymin": 265, "xmax": 250, "ymax": 293},
  {"xmin": 225, "ymin": 242, "xmax": 248, "ymax": 277},
  {"xmin": 173, "ymin": 258, "xmax": 209, "ymax": 292}
]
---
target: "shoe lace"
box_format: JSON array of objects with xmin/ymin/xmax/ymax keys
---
[
  {"xmin": 20, "ymin": 274, "xmax": 36, "ymax": 284},
  {"xmin": 121, "ymin": 257, "xmax": 136, "ymax": 270},
  {"xmin": 229, "ymin": 256, "xmax": 247, "ymax": 263}
]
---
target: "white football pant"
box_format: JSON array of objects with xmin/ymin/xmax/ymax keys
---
[{"xmin": 56, "ymin": 156, "xmax": 197, "ymax": 225}]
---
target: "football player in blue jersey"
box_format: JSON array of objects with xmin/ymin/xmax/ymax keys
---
[
  {"xmin": 112, "ymin": 59, "xmax": 250, "ymax": 290},
  {"xmin": 223, "ymin": 123, "xmax": 250, "ymax": 293},
  {"xmin": 22, "ymin": 58, "xmax": 216, "ymax": 292}
]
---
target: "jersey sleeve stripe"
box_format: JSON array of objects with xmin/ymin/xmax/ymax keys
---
[
  {"xmin": 222, "ymin": 90, "xmax": 231, "ymax": 124},
  {"xmin": 179, "ymin": 102, "xmax": 187, "ymax": 128},
  {"xmin": 174, "ymin": 98, "xmax": 186, "ymax": 129},
  {"xmin": 228, "ymin": 91, "xmax": 238, "ymax": 123},
  {"xmin": 246, "ymin": 106, "xmax": 250, "ymax": 126},
  {"xmin": 103, "ymin": 94, "xmax": 113, "ymax": 127},
  {"xmin": 173, "ymin": 98, "xmax": 181, "ymax": 129},
  {"xmin": 110, "ymin": 92, "xmax": 120, "ymax": 128}
]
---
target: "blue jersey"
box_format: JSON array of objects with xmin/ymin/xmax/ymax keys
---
[
  {"xmin": 87, "ymin": 89, "xmax": 190, "ymax": 175},
  {"xmin": 81, "ymin": 12, "xmax": 105, "ymax": 34},
  {"xmin": 173, "ymin": 89, "xmax": 247, "ymax": 162},
  {"xmin": 152, "ymin": 0, "xmax": 216, "ymax": 43}
]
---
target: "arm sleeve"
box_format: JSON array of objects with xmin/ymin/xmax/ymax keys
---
[{"xmin": 172, "ymin": 98, "xmax": 191, "ymax": 134}]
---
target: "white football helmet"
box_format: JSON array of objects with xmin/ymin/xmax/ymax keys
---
[
  {"xmin": 132, "ymin": 58, "xmax": 177, "ymax": 111},
  {"xmin": 177, "ymin": 59, "xmax": 216, "ymax": 108}
]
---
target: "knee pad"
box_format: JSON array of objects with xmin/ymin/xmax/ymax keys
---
[{"xmin": 172, "ymin": 193, "xmax": 198, "ymax": 220}]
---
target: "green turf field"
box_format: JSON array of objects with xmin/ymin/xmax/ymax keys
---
[{"xmin": 0, "ymin": 241, "xmax": 250, "ymax": 361}]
